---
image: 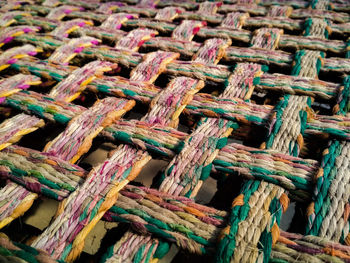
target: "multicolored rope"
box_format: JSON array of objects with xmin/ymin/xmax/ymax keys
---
[
  {"xmin": 0, "ymin": 45, "xmax": 42, "ymax": 72},
  {"xmin": 142, "ymin": 77, "xmax": 204, "ymax": 128},
  {"xmin": 0, "ymin": 145, "xmax": 87, "ymax": 200},
  {"xmin": 213, "ymin": 143, "xmax": 318, "ymax": 200},
  {"xmin": 0, "ymin": 74, "xmax": 41, "ymax": 103},
  {"xmin": 0, "ymin": 1, "xmax": 348, "ymax": 263},
  {"xmin": 44, "ymin": 97, "xmax": 134, "ymax": 163},
  {"xmin": 105, "ymin": 185, "xmax": 227, "ymax": 255},
  {"xmin": 271, "ymin": 231, "xmax": 350, "ymax": 262},
  {"xmin": 0, "ymin": 183, "xmax": 38, "ymax": 229},
  {"xmin": 216, "ymin": 180, "xmax": 288, "ymax": 263},
  {"xmin": 32, "ymin": 145, "xmax": 151, "ymax": 262},
  {"xmin": 0, "ymin": 233, "xmax": 61, "ymax": 263},
  {"xmin": 3, "ymin": 89, "xmax": 85, "ymax": 124},
  {"xmin": 49, "ymin": 60, "xmax": 116, "ymax": 102},
  {"xmin": 0, "ymin": 114, "xmax": 44, "ymax": 151}
]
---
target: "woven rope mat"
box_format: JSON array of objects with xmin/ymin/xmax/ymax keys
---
[{"xmin": 0, "ymin": 0, "xmax": 349, "ymax": 262}]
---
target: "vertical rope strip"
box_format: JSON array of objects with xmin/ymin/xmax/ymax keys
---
[
  {"xmin": 262, "ymin": 95, "xmax": 310, "ymax": 157},
  {"xmin": 44, "ymin": 97, "xmax": 135, "ymax": 163},
  {"xmin": 32, "ymin": 145, "xmax": 151, "ymax": 262},
  {"xmin": 216, "ymin": 180, "xmax": 288, "ymax": 263},
  {"xmin": 48, "ymin": 36, "xmax": 100, "ymax": 65},
  {"xmin": 154, "ymin": 7, "xmax": 184, "ymax": 21},
  {"xmin": 171, "ymin": 20, "xmax": 206, "ymax": 41},
  {"xmin": 49, "ymin": 60, "xmax": 116, "ymax": 102},
  {"xmin": 116, "ymin": 28, "xmax": 158, "ymax": 52},
  {"xmin": 130, "ymin": 51, "xmax": 179, "ymax": 83},
  {"xmin": 306, "ymin": 76, "xmax": 350, "ymax": 245},
  {"xmin": 102, "ymin": 23, "xmax": 239, "ymax": 262},
  {"xmin": 142, "ymin": 77, "xmax": 204, "ymax": 128},
  {"xmin": 306, "ymin": 140, "xmax": 350, "ymax": 244},
  {"xmin": 217, "ymin": 23, "xmax": 294, "ymax": 263},
  {"xmin": 32, "ymin": 37, "xmax": 179, "ymax": 262},
  {"xmin": 220, "ymin": 12, "xmax": 249, "ymax": 29},
  {"xmin": 304, "ymin": 0, "xmax": 350, "ymax": 244}
]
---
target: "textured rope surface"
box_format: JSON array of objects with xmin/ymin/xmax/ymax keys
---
[
  {"xmin": 32, "ymin": 145, "xmax": 151, "ymax": 261},
  {"xmin": 0, "ymin": 145, "xmax": 87, "ymax": 200},
  {"xmin": 0, "ymin": 114, "xmax": 44, "ymax": 151},
  {"xmin": 271, "ymin": 231, "xmax": 350, "ymax": 262},
  {"xmin": 0, "ymin": 0, "xmax": 349, "ymax": 262},
  {"xmin": 0, "ymin": 233, "xmax": 61, "ymax": 263},
  {"xmin": 44, "ymin": 97, "xmax": 134, "ymax": 163},
  {"xmin": 214, "ymin": 143, "xmax": 318, "ymax": 200},
  {"xmin": 105, "ymin": 185, "xmax": 227, "ymax": 254},
  {"xmin": 0, "ymin": 183, "xmax": 38, "ymax": 229}
]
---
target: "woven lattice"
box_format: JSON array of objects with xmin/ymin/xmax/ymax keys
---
[{"xmin": 0, "ymin": 0, "xmax": 349, "ymax": 262}]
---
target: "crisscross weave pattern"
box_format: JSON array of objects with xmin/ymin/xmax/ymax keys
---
[{"xmin": 0, "ymin": 0, "xmax": 349, "ymax": 262}]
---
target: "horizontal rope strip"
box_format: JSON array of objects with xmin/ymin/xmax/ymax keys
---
[
  {"xmin": 258, "ymin": 73, "xmax": 340, "ymax": 100},
  {"xmin": 3, "ymin": 76, "xmax": 350, "ymax": 151},
  {"xmin": 7, "ymin": 32, "xmax": 338, "ymax": 74},
  {"xmin": 88, "ymin": 69, "xmax": 340, "ymax": 101},
  {"xmin": 158, "ymin": 0, "xmax": 348, "ymax": 12},
  {"xmin": 213, "ymin": 143, "xmax": 318, "ymax": 200},
  {"xmin": 22, "ymin": 3, "xmax": 349, "ymax": 28},
  {"xmin": 3, "ymin": 31, "xmax": 350, "ymax": 99},
  {"xmin": 121, "ymin": 19, "xmax": 349, "ymax": 54},
  {"xmin": 102, "ymin": 232, "xmax": 161, "ymax": 263},
  {"xmin": 0, "ymin": 11, "xmax": 31, "ymax": 27},
  {"xmin": 11, "ymin": 58, "xmax": 75, "ymax": 82},
  {"xmin": 4, "ymin": 90, "xmax": 85, "ymax": 125},
  {"xmin": 306, "ymin": 114, "xmax": 350, "ymax": 140},
  {"xmin": 84, "ymin": 44, "xmax": 350, "ymax": 75},
  {"xmin": 0, "ymin": 145, "xmax": 87, "ymax": 200},
  {"xmin": 88, "ymin": 75, "xmax": 160, "ymax": 104},
  {"xmin": 271, "ymin": 231, "xmax": 350, "ymax": 262},
  {"xmin": 3, "ymin": 74, "xmax": 350, "ymax": 145},
  {"xmin": 104, "ymin": 185, "xmax": 227, "ymax": 255},
  {"xmin": 244, "ymin": 17, "xmax": 302, "ymax": 31},
  {"xmin": 102, "ymin": 119, "xmax": 186, "ymax": 158},
  {"xmin": 0, "ymin": 232, "xmax": 60, "ymax": 263},
  {"xmin": 19, "ymin": 0, "xmax": 350, "ymax": 21}
]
